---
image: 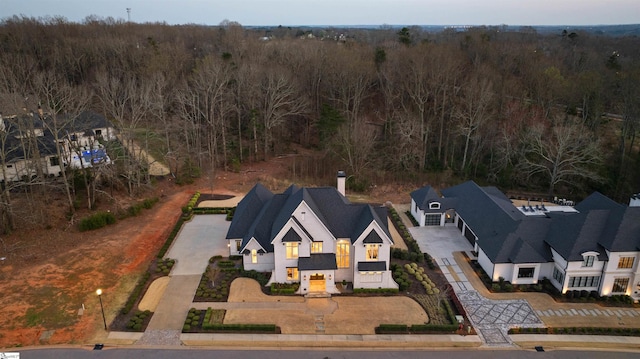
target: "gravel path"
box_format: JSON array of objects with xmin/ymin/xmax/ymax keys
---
[{"xmin": 136, "ymin": 329, "xmax": 182, "ymax": 346}]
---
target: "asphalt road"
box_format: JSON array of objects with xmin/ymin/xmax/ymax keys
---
[{"xmin": 11, "ymin": 348, "xmax": 640, "ymax": 359}]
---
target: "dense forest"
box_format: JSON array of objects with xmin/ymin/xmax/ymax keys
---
[{"xmin": 0, "ymin": 16, "xmax": 639, "ymax": 233}]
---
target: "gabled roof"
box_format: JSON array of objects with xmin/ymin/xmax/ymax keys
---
[
  {"xmin": 282, "ymin": 228, "xmax": 302, "ymax": 242},
  {"xmin": 545, "ymin": 210, "xmax": 609, "ymax": 261},
  {"xmin": 226, "ymin": 183, "xmax": 273, "ymax": 239},
  {"xmin": 410, "ymin": 186, "xmax": 440, "ymax": 209},
  {"xmin": 488, "ymin": 217, "xmax": 552, "ymax": 263},
  {"xmin": 438, "ymin": 182, "xmax": 640, "ymax": 265},
  {"xmin": 363, "ymin": 231, "xmax": 383, "ymax": 243},
  {"xmin": 441, "ymin": 181, "xmax": 523, "ymax": 243},
  {"xmin": 228, "ymin": 183, "xmax": 391, "ymax": 253},
  {"xmin": 575, "ymin": 192, "xmax": 640, "ymax": 253}
]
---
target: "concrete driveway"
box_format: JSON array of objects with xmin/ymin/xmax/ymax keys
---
[
  {"xmin": 166, "ymin": 215, "xmax": 230, "ymax": 275},
  {"xmin": 409, "ymin": 225, "xmax": 473, "ymax": 260}
]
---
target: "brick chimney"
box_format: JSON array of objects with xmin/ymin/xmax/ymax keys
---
[{"xmin": 337, "ymin": 170, "xmax": 346, "ymax": 196}]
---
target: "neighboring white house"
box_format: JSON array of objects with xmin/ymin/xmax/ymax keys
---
[
  {"xmin": 226, "ymin": 172, "xmax": 398, "ymax": 295},
  {"xmin": 412, "ymin": 181, "xmax": 640, "ymax": 300},
  {"xmin": 0, "ymin": 110, "xmax": 114, "ymax": 182}
]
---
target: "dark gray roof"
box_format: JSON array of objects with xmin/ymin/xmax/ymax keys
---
[
  {"xmin": 492, "ymin": 218, "xmax": 553, "ymax": 263},
  {"xmin": 226, "ymin": 183, "xmax": 273, "ymax": 239},
  {"xmin": 298, "ymin": 254, "xmax": 337, "ymax": 270},
  {"xmin": 363, "ymin": 231, "xmax": 383, "ymax": 243},
  {"xmin": 228, "ymin": 183, "xmax": 391, "ymax": 254},
  {"xmin": 411, "ymin": 185, "xmax": 457, "ymax": 213},
  {"xmin": 281, "ymin": 228, "xmax": 302, "ymax": 242},
  {"xmin": 438, "ymin": 183, "xmax": 640, "ymax": 264},
  {"xmin": 441, "ymin": 181, "xmax": 523, "ymax": 244},
  {"xmin": 545, "ymin": 210, "xmax": 609, "ymax": 261},
  {"xmin": 410, "ymin": 186, "xmax": 440, "ymax": 210},
  {"xmin": 357, "ymin": 261, "xmax": 387, "ymax": 271}
]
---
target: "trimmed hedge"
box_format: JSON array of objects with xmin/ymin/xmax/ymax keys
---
[
  {"xmin": 120, "ymin": 272, "xmax": 151, "ymax": 315},
  {"xmin": 157, "ymin": 216, "xmax": 185, "ymax": 259},
  {"xmin": 377, "ymin": 324, "xmax": 408, "ymax": 333},
  {"xmin": 192, "ymin": 207, "xmax": 233, "ymax": 215},
  {"xmin": 410, "ymin": 324, "xmax": 458, "ymax": 333},
  {"xmin": 353, "ymin": 288, "xmax": 400, "ymax": 294},
  {"xmin": 201, "ymin": 324, "xmax": 278, "ymax": 333}
]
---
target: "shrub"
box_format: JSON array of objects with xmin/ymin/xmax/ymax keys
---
[
  {"xmin": 377, "ymin": 324, "xmax": 408, "ymax": 333},
  {"xmin": 78, "ymin": 211, "xmax": 117, "ymax": 231}
]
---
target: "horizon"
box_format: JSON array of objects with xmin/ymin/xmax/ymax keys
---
[{"xmin": 4, "ymin": 1, "xmax": 639, "ymax": 27}]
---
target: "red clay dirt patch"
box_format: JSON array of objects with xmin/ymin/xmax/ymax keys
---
[{"xmin": 0, "ymin": 156, "xmax": 412, "ymax": 348}]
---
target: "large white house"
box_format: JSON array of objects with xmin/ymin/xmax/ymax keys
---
[
  {"xmin": 226, "ymin": 172, "xmax": 397, "ymax": 295},
  {"xmin": 411, "ymin": 181, "xmax": 640, "ymax": 300}
]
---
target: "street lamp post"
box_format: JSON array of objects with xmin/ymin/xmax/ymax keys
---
[{"xmin": 96, "ymin": 289, "xmax": 107, "ymax": 330}]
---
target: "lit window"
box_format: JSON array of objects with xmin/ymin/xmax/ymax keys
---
[
  {"xmin": 251, "ymin": 249, "xmax": 257, "ymax": 264},
  {"xmin": 336, "ymin": 240, "xmax": 350, "ymax": 268},
  {"xmin": 286, "ymin": 242, "xmax": 299, "ymax": 259},
  {"xmin": 286, "ymin": 267, "xmax": 299, "ymax": 281},
  {"xmin": 618, "ymin": 257, "xmax": 634, "ymax": 269},
  {"xmin": 311, "ymin": 241, "xmax": 322, "ymax": 254},
  {"xmin": 366, "ymin": 244, "xmax": 379, "ymax": 261},
  {"xmin": 236, "ymin": 240, "xmax": 242, "ymax": 252},
  {"xmin": 612, "ymin": 278, "xmax": 629, "ymax": 293},
  {"xmin": 582, "ymin": 255, "xmax": 595, "ymax": 267}
]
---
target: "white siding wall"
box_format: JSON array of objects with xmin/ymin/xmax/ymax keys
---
[
  {"xmin": 352, "ymin": 221, "xmax": 396, "ymax": 289},
  {"xmin": 298, "ymin": 269, "xmax": 338, "ymax": 294},
  {"xmin": 510, "ymin": 263, "xmax": 540, "ymax": 284},
  {"xmin": 601, "ymin": 251, "xmax": 639, "ymax": 296},
  {"xmin": 477, "ymin": 248, "xmax": 495, "ymax": 280},
  {"xmin": 272, "ymin": 201, "xmax": 336, "ymax": 283},
  {"xmin": 410, "ymin": 199, "xmax": 425, "ymax": 226},
  {"xmin": 242, "ymin": 238, "xmax": 275, "ymax": 272},
  {"xmin": 493, "ymin": 263, "xmax": 514, "ymax": 282}
]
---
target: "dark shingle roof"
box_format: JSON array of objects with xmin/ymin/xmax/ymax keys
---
[
  {"xmin": 226, "ymin": 183, "xmax": 273, "ymax": 239},
  {"xmin": 363, "ymin": 231, "xmax": 383, "ymax": 243},
  {"xmin": 228, "ymin": 183, "xmax": 391, "ymax": 253},
  {"xmin": 298, "ymin": 254, "xmax": 337, "ymax": 270},
  {"xmin": 282, "ymin": 228, "xmax": 302, "ymax": 242},
  {"xmin": 357, "ymin": 261, "xmax": 387, "ymax": 271},
  {"xmin": 545, "ymin": 210, "xmax": 609, "ymax": 261}
]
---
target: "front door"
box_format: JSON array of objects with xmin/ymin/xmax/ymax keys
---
[{"xmin": 309, "ymin": 273, "xmax": 326, "ymax": 292}]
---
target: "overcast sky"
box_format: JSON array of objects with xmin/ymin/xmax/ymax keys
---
[{"xmin": 3, "ymin": 0, "xmax": 639, "ymax": 26}]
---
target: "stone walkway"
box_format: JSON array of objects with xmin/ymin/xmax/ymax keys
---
[
  {"xmin": 536, "ymin": 308, "xmax": 639, "ymax": 318},
  {"xmin": 409, "ymin": 225, "xmax": 543, "ymax": 347}
]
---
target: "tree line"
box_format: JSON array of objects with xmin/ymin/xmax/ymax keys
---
[{"xmin": 0, "ymin": 16, "xmax": 639, "ymax": 232}]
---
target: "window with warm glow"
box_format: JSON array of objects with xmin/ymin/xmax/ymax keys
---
[
  {"xmin": 366, "ymin": 244, "xmax": 379, "ymax": 260},
  {"xmin": 311, "ymin": 241, "xmax": 322, "ymax": 253},
  {"xmin": 286, "ymin": 242, "xmax": 299, "ymax": 259},
  {"xmin": 236, "ymin": 240, "xmax": 242, "ymax": 252},
  {"xmin": 336, "ymin": 241, "xmax": 350, "ymax": 268},
  {"xmin": 612, "ymin": 278, "xmax": 629, "ymax": 293},
  {"xmin": 286, "ymin": 267, "xmax": 299, "ymax": 281},
  {"xmin": 618, "ymin": 257, "xmax": 634, "ymax": 269},
  {"xmin": 251, "ymin": 249, "xmax": 257, "ymax": 264}
]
